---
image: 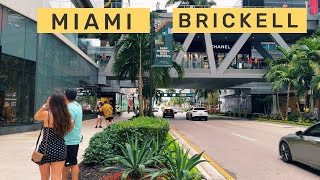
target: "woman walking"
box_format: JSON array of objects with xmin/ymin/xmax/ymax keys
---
[
  {"xmin": 95, "ymin": 102, "xmax": 103, "ymax": 128},
  {"xmin": 34, "ymin": 94, "xmax": 72, "ymax": 180}
]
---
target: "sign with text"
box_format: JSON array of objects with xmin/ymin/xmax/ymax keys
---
[
  {"xmin": 154, "ymin": 18, "xmax": 173, "ymax": 67},
  {"xmin": 173, "ymin": 8, "xmax": 307, "ymax": 33},
  {"xmin": 37, "ymin": 8, "xmax": 150, "ymax": 33}
]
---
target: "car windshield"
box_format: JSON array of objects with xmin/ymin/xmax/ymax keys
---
[{"xmin": 194, "ymin": 108, "xmax": 206, "ymax": 110}]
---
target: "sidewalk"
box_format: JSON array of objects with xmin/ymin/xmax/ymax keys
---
[{"xmin": 0, "ymin": 112, "xmax": 135, "ymax": 180}]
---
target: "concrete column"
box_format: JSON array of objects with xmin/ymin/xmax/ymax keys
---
[
  {"xmin": 204, "ymin": 33, "xmax": 216, "ymax": 74},
  {"xmin": 252, "ymin": 43, "xmax": 274, "ymax": 60},
  {"xmin": 269, "ymin": 33, "xmax": 290, "ymax": 49},
  {"xmin": 175, "ymin": 33, "xmax": 196, "ymax": 64},
  {"xmin": 217, "ymin": 33, "xmax": 251, "ymax": 74},
  {"xmin": 272, "ymin": 95, "xmax": 277, "ymax": 114}
]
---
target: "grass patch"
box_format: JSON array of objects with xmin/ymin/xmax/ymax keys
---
[{"xmin": 255, "ymin": 118, "xmax": 314, "ymax": 126}]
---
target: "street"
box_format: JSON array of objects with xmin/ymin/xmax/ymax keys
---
[{"xmin": 162, "ymin": 112, "xmax": 320, "ymax": 180}]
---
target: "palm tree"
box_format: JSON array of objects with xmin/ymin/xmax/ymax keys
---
[
  {"xmin": 265, "ymin": 47, "xmax": 298, "ymax": 120},
  {"xmin": 112, "ymin": 34, "xmax": 184, "ymax": 116},
  {"xmin": 296, "ymin": 37, "xmax": 320, "ymax": 109},
  {"xmin": 113, "ymin": 34, "xmax": 150, "ymax": 116},
  {"xmin": 265, "ymin": 62, "xmax": 284, "ymax": 120}
]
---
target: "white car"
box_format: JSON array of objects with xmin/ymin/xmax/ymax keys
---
[{"xmin": 186, "ymin": 107, "xmax": 208, "ymax": 121}]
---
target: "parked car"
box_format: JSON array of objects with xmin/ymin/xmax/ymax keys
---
[
  {"xmin": 186, "ymin": 107, "xmax": 208, "ymax": 121},
  {"xmin": 152, "ymin": 107, "xmax": 159, "ymax": 112},
  {"xmin": 279, "ymin": 123, "xmax": 320, "ymax": 170},
  {"xmin": 163, "ymin": 108, "xmax": 175, "ymax": 118}
]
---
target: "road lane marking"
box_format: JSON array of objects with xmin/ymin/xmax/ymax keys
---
[
  {"xmin": 171, "ymin": 127, "xmax": 235, "ymax": 180},
  {"xmin": 194, "ymin": 122, "xmax": 203, "ymax": 125},
  {"xmin": 232, "ymin": 133, "xmax": 256, "ymax": 142}
]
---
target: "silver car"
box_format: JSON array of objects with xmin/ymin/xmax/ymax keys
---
[{"xmin": 279, "ymin": 123, "xmax": 320, "ymax": 170}]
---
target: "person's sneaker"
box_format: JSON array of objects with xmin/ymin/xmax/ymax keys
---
[
  {"xmin": 95, "ymin": 126, "xmax": 97, "ymax": 128},
  {"xmin": 99, "ymin": 126, "xmax": 103, "ymax": 128}
]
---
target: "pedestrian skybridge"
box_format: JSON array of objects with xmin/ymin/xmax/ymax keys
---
[{"xmin": 98, "ymin": 11, "xmax": 320, "ymax": 90}]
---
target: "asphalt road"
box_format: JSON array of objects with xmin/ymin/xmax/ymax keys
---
[{"xmin": 162, "ymin": 112, "xmax": 320, "ymax": 180}]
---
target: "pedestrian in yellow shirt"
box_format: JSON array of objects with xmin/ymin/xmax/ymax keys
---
[{"xmin": 100, "ymin": 101, "xmax": 113, "ymax": 128}]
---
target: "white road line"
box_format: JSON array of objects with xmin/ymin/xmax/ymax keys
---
[
  {"xmin": 194, "ymin": 122, "xmax": 203, "ymax": 125},
  {"xmin": 232, "ymin": 133, "xmax": 256, "ymax": 142}
]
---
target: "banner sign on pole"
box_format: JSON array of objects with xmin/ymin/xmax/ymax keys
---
[{"xmin": 154, "ymin": 18, "xmax": 173, "ymax": 67}]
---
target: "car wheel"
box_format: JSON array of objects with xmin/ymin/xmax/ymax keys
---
[
  {"xmin": 186, "ymin": 115, "xmax": 189, "ymax": 120},
  {"xmin": 204, "ymin": 117, "xmax": 208, "ymax": 121},
  {"xmin": 280, "ymin": 142, "xmax": 292, "ymax": 163}
]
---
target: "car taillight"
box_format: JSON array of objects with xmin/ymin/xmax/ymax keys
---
[
  {"xmin": 193, "ymin": 111, "xmax": 197, "ymax": 112},
  {"xmin": 204, "ymin": 110, "xmax": 208, "ymax": 112}
]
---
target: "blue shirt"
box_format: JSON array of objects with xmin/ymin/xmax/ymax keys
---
[{"xmin": 64, "ymin": 101, "xmax": 83, "ymax": 145}]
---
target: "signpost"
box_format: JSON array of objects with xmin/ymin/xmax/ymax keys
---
[{"xmin": 154, "ymin": 18, "xmax": 173, "ymax": 67}]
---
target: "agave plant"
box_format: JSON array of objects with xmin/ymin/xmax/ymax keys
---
[
  {"xmin": 105, "ymin": 137, "xmax": 162, "ymax": 180},
  {"xmin": 162, "ymin": 143, "xmax": 207, "ymax": 180}
]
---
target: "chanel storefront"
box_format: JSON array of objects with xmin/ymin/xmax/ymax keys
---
[{"xmin": 181, "ymin": 41, "xmax": 251, "ymax": 69}]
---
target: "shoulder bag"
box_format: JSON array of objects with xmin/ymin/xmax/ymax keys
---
[{"xmin": 31, "ymin": 111, "xmax": 50, "ymax": 165}]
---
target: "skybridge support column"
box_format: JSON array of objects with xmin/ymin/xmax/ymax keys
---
[
  {"xmin": 175, "ymin": 33, "xmax": 196, "ymax": 64},
  {"xmin": 217, "ymin": 33, "xmax": 251, "ymax": 74},
  {"xmin": 252, "ymin": 43, "xmax": 274, "ymax": 60},
  {"xmin": 269, "ymin": 33, "xmax": 290, "ymax": 49},
  {"xmin": 204, "ymin": 33, "xmax": 216, "ymax": 74}
]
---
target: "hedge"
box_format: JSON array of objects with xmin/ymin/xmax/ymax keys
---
[{"xmin": 83, "ymin": 117, "xmax": 169, "ymax": 165}]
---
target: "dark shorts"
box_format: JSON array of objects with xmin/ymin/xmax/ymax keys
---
[
  {"xmin": 65, "ymin": 145, "xmax": 79, "ymax": 167},
  {"xmin": 106, "ymin": 117, "xmax": 113, "ymax": 122}
]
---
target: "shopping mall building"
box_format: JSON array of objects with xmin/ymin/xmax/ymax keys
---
[{"xmin": 0, "ymin": 0, "xmax": 101, "ymax": 134}]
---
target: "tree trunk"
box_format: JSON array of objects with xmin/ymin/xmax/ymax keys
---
[
  {"xmin": 138, "ymin": 37, "xmax": 144, "ymax": 116},
  {"xmin": 277, "ymin": 93, "xmax": 284, "ymax": 120},
  {"xmin": 294, "ymin": 90, "xmax": 301, "ymax": 115},
  {"xmin": 143, "ymin": 98, "xmax": 148, "ymax": 113},
  {"xmin": 304, "ymin": 94, "xmax": 307, "ymax": 112},
  {"xmin": 309, "ymin": 91, "xmax": 312, "ymax": 112},
  {"xmin": 285, "ymin": 82, "xmax": 291, "ymax": 121}
]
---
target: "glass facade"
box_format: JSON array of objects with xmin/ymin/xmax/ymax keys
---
[
  {"xmin": 264, "ymin": 0, "xmax": 307, "ymax": 7},
  {"xmin": 0, "ymin": 5, "xmax": 98, "ymax": 126}
]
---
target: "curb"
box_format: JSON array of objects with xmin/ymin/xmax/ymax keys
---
[{"xmin": 170, "ymin": 128, "xmax": 235, "ymax": 180}]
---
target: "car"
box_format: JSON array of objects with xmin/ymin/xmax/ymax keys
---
[
  {"xmin": 186, "ymin": 107, "xmax": 208, "ymax": 121},
  {"xmin": 163, "ymin": 108, "xmax": 175, "ymax": 118},
  {"xmin": 152, "ymin": 107, "xmax": 159, "ymax": 112},
  {"xmin": 279, "ymin": 123, "xmax": 320, "ymax": 171}
]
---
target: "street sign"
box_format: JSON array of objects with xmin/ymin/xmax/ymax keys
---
[
  {"xmin": 158, "ymin": 93, "xmax": 194, "ymax": 97},
  {"xmin": 154, "ymin": 17, "xmax": 173, "ymax": 67}
]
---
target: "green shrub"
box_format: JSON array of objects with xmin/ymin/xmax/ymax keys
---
[
  {"xmin": 83, "ymin": 117, "xmax": 169, "ymax": 165},
  {"xmin": 83, "ymin": 124, "xmax": 119, "ymax": 165},
  {"xmin": 288, "ymin": 114, "xmax": 300, "ymax": 122}
]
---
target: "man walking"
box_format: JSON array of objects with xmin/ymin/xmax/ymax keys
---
[
  {"xmin": 101, "ymin": 101, "xmax": 113, "ymax": 127},
  {"xmin": 62, "ymin": 89, "xmax": 83, "ymax": 180}
]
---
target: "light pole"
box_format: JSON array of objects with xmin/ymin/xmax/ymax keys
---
[{"xmin": 149, "ymin": 12, "xmax": 155, "ymax": 116}]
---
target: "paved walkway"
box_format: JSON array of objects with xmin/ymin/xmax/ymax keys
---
[{"xmin": 0, "ymin": 112, "xmax": 135, "ymax": 180}]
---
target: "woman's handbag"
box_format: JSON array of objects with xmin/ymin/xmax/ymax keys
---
[{"xmin": 31, "ymin": 112, "xmax": 50, "ymax": 165}]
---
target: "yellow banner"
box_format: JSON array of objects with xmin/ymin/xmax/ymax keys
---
[
  {"xmin": 173, "ymin": 8, "xmax": 307, "ymax": 33},
  {"xmin": 37, "ymin": 8, "xmax": 150, "ymax": 33}
]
